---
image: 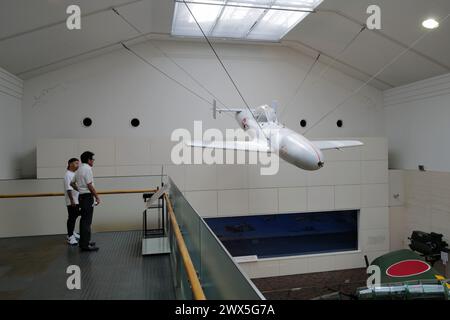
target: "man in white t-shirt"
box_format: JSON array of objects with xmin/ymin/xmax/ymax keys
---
[
  {"xmin": 64, "ymin": 158, "xmax": 80, "ymax": 245},
  {"xmin": 71, "ymin": 151, "xmax": 101, "ymax": 252}
]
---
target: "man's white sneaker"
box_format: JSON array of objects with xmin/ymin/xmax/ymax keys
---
[
  {"xmin": 67, "ymin": 235, "xmax": 78, "ymax": 245},
  {"xmin": 73, "ymin": 232, "xmax": 80, "ymax": 240}
]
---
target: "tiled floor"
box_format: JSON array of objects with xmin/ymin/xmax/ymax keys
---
[{"xmin": 0, "ymin": 231, "xmax": 175, "ymax": 299}]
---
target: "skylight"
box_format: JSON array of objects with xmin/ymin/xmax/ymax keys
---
[{"xmin": 171, "ymin": 0, "xmax": 323, "ymax": 41}]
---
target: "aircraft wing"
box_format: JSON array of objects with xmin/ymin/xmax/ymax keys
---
[
  {"xmin": 187, "ymin": 140, "xmax": 270, "ymax": 152},
  {"xmin": 311, "ymin": 140, "xmax": 363, "ymax": 150}
]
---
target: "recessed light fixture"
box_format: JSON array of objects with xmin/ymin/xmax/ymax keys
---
[
  {"xmin": 422, "ymin": 18, "xmax": 439, "ymax": 29},
  {"xmin": 171, "ymin": 0, "xmax": 324, "ymax": 41}
]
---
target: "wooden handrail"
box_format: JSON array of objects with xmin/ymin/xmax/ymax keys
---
[
  {"xmin": 0, "ymin": 188, "xmax": 206, "ymax": 299},
  {"xmin": 164, "ymin": 193, "xmax": 206, "ymax": 300},
  {"xmin": 0, "ymin": 189, "xmax": 157, "ymax": 199}
]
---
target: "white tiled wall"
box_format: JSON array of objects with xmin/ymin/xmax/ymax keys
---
[
  {"xmin": 360, "ymin": 207, "xmax": 389, "ymax": 230},
  {"xmin": 36, "ymin": 138, "xmax": 175, "ymax": 178},
  {"xmin": 307, "ymin": 186, "xmax": 334, "ymax": 211},
  {"xmin": 361, "ymin": 184, "xmax": 389, "ymax": 207},
  {"xmin": 218, "ymin": 189, "xmax": 249, "ymax": 216},
  {"xmin": 0, "ymin": 176, "xmax": 162, "ymax": 238},
  {"xmin": 335, "ymin": 185, "xmax": 361, "ymax": 209},
  {"xmin": 35, "ymin": 137, "xmax": 390, "ymax": 278},
  {"xmin": 278, "ymin": 187, "xmax": 307, "ymax": 213},
  {"xmin": 362, "ymin": 161, "xmax": 389, "ymax": 184},
  {"xmin": 401, "ymin": 170, "xmax": 450, "ymax": 247},
  {"xmin": 115, "ymin": 138, "xmax": 152, "ymax": 166},
  {"xmin": 184, "ymin": 190, "xmax": 218, "ymax": 217},
  {"xmin": 388, "ymin": 169, "xmax": 450, "ymax": 252},
  {"xmin": 389, "ymin": 170, "xmax": 404, "ymax": 207},
  {"xmin": 249, "ymin": 189, "xmax": 278, "ymax": 214}
]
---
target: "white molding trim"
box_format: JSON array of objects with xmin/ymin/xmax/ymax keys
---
[
  {"xmin": 384, "ymin": 72, "xmax": 450, "ymax": 107},
  {"xmin": 0, "ymin": 67, "xmax": 23, "ymax": 100}
]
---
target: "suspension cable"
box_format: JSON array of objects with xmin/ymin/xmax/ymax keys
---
[
  {"xmin": 182, "ymin": 0, "xmax": 268, "ymax": 141},
  {"xmin": 279, "ymin": 52, "xmax": 321, "ymax": 119},
  {"xmin": 121, "ymin": 42, "xmax": 213, "ymax": 107},
  {"xmin": 112, "ymin": 7, "xmax": 230, "ymax": 110},
  {"xmin": 303, "ymin": 13, "xmax": 450, "ymax": 136},
  {"xmin": 280, "ymin": 25, "xmax": 366, "ymax": 121}
]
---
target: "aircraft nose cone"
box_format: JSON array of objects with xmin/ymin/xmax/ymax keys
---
[{"xmin": 280, "ymin": 135, "xmax": 325, "ymax": 171}]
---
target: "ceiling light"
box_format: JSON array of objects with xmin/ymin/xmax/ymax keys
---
[
  {"xmin": 422, "ymin": 18, "xmax": 439, "ymax": 29},
  {"xmin": 171, "ymin": 0, "xmax": 323, "ymax": 41}
]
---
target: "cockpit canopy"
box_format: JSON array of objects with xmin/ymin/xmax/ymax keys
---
[{"xmin": 254, "ymin": 105, "xmax": 277, "ymax": 123}]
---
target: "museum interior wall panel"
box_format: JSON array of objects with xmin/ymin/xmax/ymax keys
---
[
  {"xmin": 216, "ymin": 165, "xmax": 250, "ymax": 190},
  {"xmin": 388, "ymin": 170, "xmax": 406, "ymax": 251},
  {"xmin": 389, "ymin": 206, "xmax": 407, "ymax": 251},
  {"xmin": 218, "ymin": 189, "xmax": 250, "ymax": 216},
  {"xmin": 249, "ymin": 188, "xmax": 279, "ymax": 214},
  {"xmin": 385, "ymin": 72, "xmax": 450, "ymax": 171},
  {"xmin": 278, "ymin": 187, "xmax": 308, "ymax": 213},
  {"xmin": 0, "ymin": 176, "xmax": 155, "ymax": 238},
  {"xmin": 184, "ymin": 190, "xmax": 218, "ymax": 217},
  {"xmin": 334, "ymin": 185, "xmax": 361, "ymax": 209},
  {"xmin": 306, "ymin": 186, "xmax": 335, "ymax": 211},
  {"xmin": 360, "ymin": 207, "xmax": 390, "ymax": 231},
  {"xmin": 361, "ymin": 184, "xmax": 389, "ymax": 208},
  {"xmin": 361, "ymin": 160, "xmax": 389, "ymax": 184},
  {"xmin": 115, "ymin": 138, "xmax": 152, "ymax": 166},
  {"xmin": 402, "ymin": 170, "xmax": 450, "ymax": 247},
  {"xmin": 0, "ymin": 67, "xmax": 23, "ymax": 179}
]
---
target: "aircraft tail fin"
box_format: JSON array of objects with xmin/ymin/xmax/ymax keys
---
[{"xmin": 212, "ymin": 100, "xmax": 246, "ymax": 119}]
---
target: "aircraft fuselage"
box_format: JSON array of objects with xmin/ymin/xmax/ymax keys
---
[{"xmin": 236, "ymin": 110, "xmax": 324, "ymax": 171}]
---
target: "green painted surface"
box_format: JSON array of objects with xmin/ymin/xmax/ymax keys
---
[{"xmin": 371, "ymin": 249, "xmax": 442, "ymax": 284}]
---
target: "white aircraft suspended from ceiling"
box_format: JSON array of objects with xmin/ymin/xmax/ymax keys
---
[
  {"xmin": 188, "ymin": 103, "xmax": 363, "ymax": 171},
  {"xmin": 113, "ymin": 2, "xmax": 365, "ymax": 172}
]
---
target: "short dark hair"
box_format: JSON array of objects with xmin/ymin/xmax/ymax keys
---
[
  {"xmin": 80, "ymin": 151, "xmax": 95, "ymax": 164},
  {"xmin": 67, "ymin": 158, "xmax": 79, "ymax": 169}
]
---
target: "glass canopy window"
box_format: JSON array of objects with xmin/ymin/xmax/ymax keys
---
[{"xmin": 171, "ymin": 0, "xmax": 323, "ymax": 41}]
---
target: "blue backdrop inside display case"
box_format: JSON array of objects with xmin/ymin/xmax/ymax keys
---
[{"xmin": 205, "ymin": 210, "xmax": 359, "ymax": 258}]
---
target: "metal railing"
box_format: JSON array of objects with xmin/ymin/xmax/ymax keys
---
[
  {"xmin": 0, "ymin": 176, "xmax": 264, "ymax": 300},
  {"xmin": 0, "ymin": 184, "xmax": 207, "ymax": 300},
  {"xmin": 0, "ymin": 189, "xmax": 157, "ymax": 198},
  {"xmin": 165, "ymin": 193, "xmax": 206, "ymax": 300},
  {"xmin": 167, "ymin": 177, "xmax": 265, "ymax": 300}
]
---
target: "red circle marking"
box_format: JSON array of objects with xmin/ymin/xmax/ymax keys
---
[{"xmin": 386, "ymin": 259, "xmax": 431, "ymax": 277}]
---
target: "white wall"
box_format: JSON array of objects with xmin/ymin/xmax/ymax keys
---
[
  {"xmin": 21, "ymin": 39, "xmax": 385, "ymax": 178},
  {"xmin": 389, "ymin": 169, "xmax": 406, "ymax": 251},
  {"xmin": 0, "ymin": 175, "xmax": 162, "ymax": 238},
  {"xmin": 385, "ymin": 72, "xmax": 450, "ymax": 172},
  {"xmin": 387, "ymin": 169, "xmax": 450, "ymax": 252},
  {"xmin": 403, "ymin": 170, "xmax": 450, "ymax": 245},
  {"xmin": 0, "ymin": 67, "xmax": 22, "ymax": 179},
  {"xmin": 384, "ymin": 72, "xmax": 450, "ymax": 250}
]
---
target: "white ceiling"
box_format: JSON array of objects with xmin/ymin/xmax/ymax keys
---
[{"xmin": 0, "ymin": 0, "xmax": 449, "ymax": 89}]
